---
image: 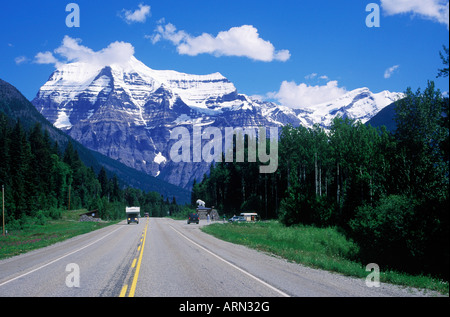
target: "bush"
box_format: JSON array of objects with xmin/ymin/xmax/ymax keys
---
[
  {"xmin": 267, "ymin": 223, "xmax": 359, "ymax": 261},
  {"xmin": 278, "ymin": 190, "xmax": 304, "ymax": 226},
  {"xmin": 279, "ymin": 189, "xmax": 336, "ymax": 228},
  {"xmin": 103, "ymin": 201, "xmax": 126, "ymax": 220},
  {"xmin": 6, "ymin": 218, "xmax": 22, "ymax": 231},
  {"xmin": 349, "ymin": 195, "xmax": 419, "ymax": 271},
  {"xmin": 309, "ymin": 196, "xmax": 336, "ymax": 227},
  {"xmin": 48, "ymin": 207, "xmax": 62, "ymax": 220},
  {"xmin": 35, "ymin": 210, "xmax": 47, "ymax": 225}
]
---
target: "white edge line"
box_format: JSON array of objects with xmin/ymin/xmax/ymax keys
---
[
  {"xmin": 0, "ymin": 226, "xmax": 123, "ymax": 287},
  {"xmin": 169, "ymin": 224, "xmax": 290, "ymax": 297}
]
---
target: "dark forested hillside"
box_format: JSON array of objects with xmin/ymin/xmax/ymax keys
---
[
  {"xmin": 0, "ymin": 112, "xmax": 187, "ymax": 227},
  {"xmin": 0, "ymin": 78, "xmax": 190, "ymax": 204}
]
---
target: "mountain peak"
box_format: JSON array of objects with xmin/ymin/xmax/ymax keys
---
[
  {"xmin": 31, "ymin": 57, "xmax": 404, "ymax": 189},
  {"xmin": 297, "ymin": 87, "xmax": 404, "ymax": 128},
  {"xmin": 36, "ymin": 55, "xmax": 237, "ymax": 112}
]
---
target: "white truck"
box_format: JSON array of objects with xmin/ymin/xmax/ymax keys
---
[{"xmin": 126, "ymin": 207, "xmax": 140, "ymax": 225}]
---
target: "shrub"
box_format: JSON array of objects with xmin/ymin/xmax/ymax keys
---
[
  {"xmin": 35, "ymin": 210, "xmax": 47, "ymax": 225},
  {"xmin": 278, "ymin": 188, "xmax": 310, "ymax": 226},
  {"xmin": 48, "ymin": 207, "xmax": 62, "ymax": 220},
  {"xmin": 349, "ymin": 195, "xmax": 418, "ymax": 270}
]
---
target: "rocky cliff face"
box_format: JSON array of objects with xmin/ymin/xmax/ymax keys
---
[{"xmin": 32, "ymin": 56, "xmax": 403, "ymax": 189}]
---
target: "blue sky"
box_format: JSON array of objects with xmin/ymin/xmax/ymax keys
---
[{"xmin": 1, "ymin": 0, "xmax": 448, "ymax": 107}]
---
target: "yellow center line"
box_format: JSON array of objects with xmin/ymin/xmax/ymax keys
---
[
  {"xmin": 128, "ymin": 219, "xmax": 149, "ymax": 297},
  {"xmin": 119, "ymin": 285, "xmax": 128, "ymax": 297}
]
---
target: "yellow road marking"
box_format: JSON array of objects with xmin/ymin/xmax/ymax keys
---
[
  {"xmin": 131, "ymin": 258, "xmax": 137, "ymax": 268},
  {"xmin": 128, "ymin": 219, "xmax": 149, "ymax": 297},
  {"xmin": 119, "ymin": 285, "xmax": 128, "ymax": 297}
]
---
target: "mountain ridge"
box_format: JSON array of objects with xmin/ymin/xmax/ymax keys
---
[{"xmin": 31, "ymin": 56, "xmax": 404, "ymax": 189}]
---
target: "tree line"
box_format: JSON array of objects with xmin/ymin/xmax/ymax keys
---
[
  {"xmin": 193, "ymin": 79, "xmax": 449, "ymax": 279},
  {"xmin": 0, "ymin": 116, "xmax": 181, "ymax": 229}
]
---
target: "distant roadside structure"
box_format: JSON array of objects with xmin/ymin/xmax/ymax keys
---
[
  {"xmin": 195, "ymin": 200, "xmax": 219, "ymax": 221},
  {"xmin": 196, "ymin": 199, "xmax": 206, "ymax": 207}
]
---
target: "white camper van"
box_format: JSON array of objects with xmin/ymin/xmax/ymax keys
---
[{"xmin": 126, "ymin": 207, "xmax": 140, "ymax": 225}]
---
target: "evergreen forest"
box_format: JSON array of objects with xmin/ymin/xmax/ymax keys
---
[
  {"xmin": 193, "ymin": 55, "xmax": 449, "ymax": 280},
  {"xmin": 0, "ymin": 116, "xmax": 182, "ymax": 229}
]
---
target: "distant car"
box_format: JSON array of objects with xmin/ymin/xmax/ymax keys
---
[
  {"xmin": 228, "ymin": 216, "xmax": 246, "ymax": 223},
  {"xmin": 144, "ymin": 212, "xmax": 149, "ymax": 217},
  {"xmin": 187, "ymin": 213, "xmax": 199, "ymax": 224}
]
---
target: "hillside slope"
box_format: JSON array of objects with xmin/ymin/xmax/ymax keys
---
[{"xmin": 0, "ymin": 78, "xmax": 190, "ymax": 204}]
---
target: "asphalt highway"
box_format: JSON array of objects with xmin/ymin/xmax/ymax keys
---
[{"xmin": 0, "ymin": 218, "xmax": 440, "ymax": 297}]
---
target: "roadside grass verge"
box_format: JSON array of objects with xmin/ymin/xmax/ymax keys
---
[
  {"xmin": 0, "ymin": 209, "xmax": 118, "ymax": 260},
  {"xmin": 201, "ymin": 221, "xmax": 449, "ymax": 295}
]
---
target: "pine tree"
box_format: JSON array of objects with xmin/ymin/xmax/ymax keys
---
[
  {"xmin": 0, "ymin": 113, "xmax": 10, "ymax": 187},
  {"xmin": 8, "ymin": 120, "xmax": 32, "ymax": 218},
  {"xmin": 98, "ymin": 167, "xmax": 109, "ymax": 199},
  {"xmin": 110, "ymin": 174, "xmax": 121, "ymax": 202},
  {"xmin": 28, "ymin": 124, "xmax": 53, "ymax": 201}
]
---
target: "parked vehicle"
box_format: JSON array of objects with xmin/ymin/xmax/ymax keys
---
[
  {"xmin": 187, "ymin": 213, "xmax": 199, "ymax": 224},
  {"xmin": 240, "ymin": 213, "xmax": 259, "ymax": 222},
  {"xmin": 228, "ymin": 216, "xmax": 246, "ymax": 223}
]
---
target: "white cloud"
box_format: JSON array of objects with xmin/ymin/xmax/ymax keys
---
[
  {"xmin": 384, "ymin": 65, "xmax": 400, "ymax": 78},
  {"xmin": 14, "ymin": 56, "xmax": 29, "ymax": 65},
  {"xmin": 305, "ymin": 73, "xmax": 318, "ymax": 80},
  {"xmin": 34, "ymin": 36, "xmax": 135, "ymax": 68},
  {"xmin": 34, "ymin": 51, "xmax": 61, "ymax": 67},
  {"xmin": 120, "ymin": 3, "xmax": 151, "ymax": 24},
  {"xmin": 249, "ymin": 94, "xmax": 265, "ymax": 102},
  {"xmin": 304, "ymin": 73, "xmax": 330, "ymax": 81},
  {"xmin": 151, "ymin": 22, "xmax": 290, "ymax": 62},
  {"xmin": 270, "ymin": 80, "xmax": 348, "ymax": 109},
  {"xmin": 150, "ymin": 22, "xmax": 187, "ymax": 45},
  {"xmin": 381, "ymin": 0, "xmax": 449, "ymax": 29}
]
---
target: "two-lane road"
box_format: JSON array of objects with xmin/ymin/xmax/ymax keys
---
[
  {"xmin": 0, "ymin": 218, "xmax": 439, "ymax": 297},
  {"xmin": 0, "ymin": 221, "xmax": 141, "ymax": 296}
]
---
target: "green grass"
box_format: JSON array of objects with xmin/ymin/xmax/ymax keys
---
[
  {"xmin": 0, "ymin": 209, "xmax": 118, "ymax": 260},
  {"xmin": 201, "ymin": 221, "xmax": 449, "ymax": 295}
]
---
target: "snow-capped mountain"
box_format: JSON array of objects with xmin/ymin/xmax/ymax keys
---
[
  {"xmin": 294, "ymin": 87, "xmax": 404, "ymax": 129},
  {"xmin": 33, "ymin": 56, "xmax": 273, "ymax": 129},
  {"xmin": 32, "ymin": 56, "xmax": 403, "ymax": 189}
]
